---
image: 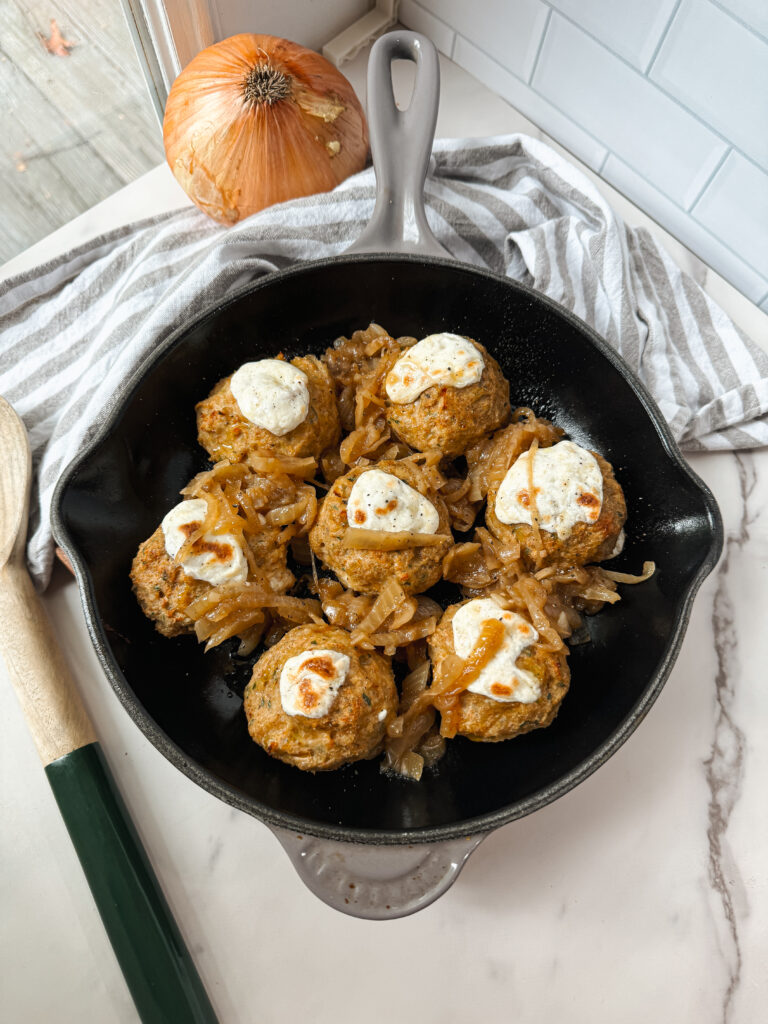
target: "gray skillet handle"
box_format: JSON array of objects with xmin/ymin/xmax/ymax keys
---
[
  {"xmin": 272, "ymin": 827, "xmax": 485, "ymax": 920},
  {"xmin": 347, "ymin": 31, "xmax": 449, "ymax": 257}
]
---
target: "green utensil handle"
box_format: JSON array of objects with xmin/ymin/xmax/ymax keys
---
[{"xmin": 45, "ymin": 742, "xmax": 219, "ymax": 1024}]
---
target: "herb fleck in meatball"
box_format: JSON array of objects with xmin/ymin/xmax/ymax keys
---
[
  {"xmin": 131, "ymin": 526, "xmax": 210, "ymax": 637},
  {"xmin": 244, "ymin": 624, "xmax": 397, "ymax": 771}
]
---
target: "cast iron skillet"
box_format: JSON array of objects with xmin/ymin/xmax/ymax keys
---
[{"xmin": 52, "ymin": 33, "xmax": 722, "ymax": 918}]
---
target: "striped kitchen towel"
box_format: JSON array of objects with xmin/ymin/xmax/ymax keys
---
[{"xmin": 1, "ymin": 134, "xmax": 767, "ymax": 588}]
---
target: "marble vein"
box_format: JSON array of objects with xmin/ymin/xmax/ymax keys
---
[{"xmin": 704, "ymin": 453, "xmax": 754, "ymax": 1023}]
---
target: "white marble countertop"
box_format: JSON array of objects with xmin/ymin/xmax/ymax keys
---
[{"xmin": 2, "ymin": 41, "xmax": 767, "ymax": 1024}]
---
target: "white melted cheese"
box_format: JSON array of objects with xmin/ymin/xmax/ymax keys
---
[
  {"xmin": 279, "ymin": 648, "xmax": 351, "ymax": 718},
  {"xmin": 607, "ymin": 528, "xmax": 625, "ymax": 559},
  {"xmin": 452, "ymin": 598, "xmax": 540, "ymax": 704},
  {"xmin": 230, "ymin": 359, "xmax": 310, "ymax": 436},
  {"xmin": 161, "ymin": 498, "xmax": 248, "ymax": 585},
  {"xmin": 495, "ymin": 440, "xmax": 603, "ymax": 539},
  {"xmin": 385, "ymin": 333, "xmax": 485, "ymax": 404},
  {"xmin": 347, "ymin": 469, "xmax": 440, "ymax": 534}
]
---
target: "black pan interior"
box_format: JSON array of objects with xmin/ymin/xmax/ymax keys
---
[{"xmin": 55, "ymin": 256, "xmax": 721, "ymax": 842}]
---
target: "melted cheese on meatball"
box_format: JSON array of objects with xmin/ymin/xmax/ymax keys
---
[
  {"xmin": 230, "ymin": 359, "xmax": 310, "ymax": 436},
  {"xmin": 162, "ymin": 499, "xmax": 248, "ymax": 585},
  {"xmin": 607, "ymin": 528, "xmax": 625, "ymax": 559},
  {"xmin": 385, "ymin": 333, "xmax": 485, "ymax": 404},
  {"xmin": 279, "ymin": 649, "xmax": 351, "ymax": 718},
  {"xmin": 495, "ymin": 440, "xmax": 603, "ymax": 539},
  {"xmin": 347, "ymin": 469, "xmax": 440, "ymax": 534},
  {"xmin": 452, "ymin": 599, "xmax": 540, "ymax": 704}
]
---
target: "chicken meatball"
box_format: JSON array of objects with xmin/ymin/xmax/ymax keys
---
[
  {"xmin": 428, "ymin": 599, "xmax": 570, "ymax": 742},
  {"xmin": 131, "ymin": 499, "xmax": 293, "ymax": 638},
  {"xmin": 197, "ymin": 354, "xmax": 340, "ymax": 464},
  {"xmin": 131, "ymin": 526, "xmax": 210, "ymax": 637},
  {"xmin": 384, "ymin": 334, "xmax": 510, "ymax": 457},
  {"xmin": 244, "ymin": 624, "xmax": 398, "ymax": 771},
  {"xmin": 486, "ymin": 440, "xmax": 626, "ymax": 569},
  {"xmin": 308, "ymin": 458, "xmax": 453, "ymax": 596}
]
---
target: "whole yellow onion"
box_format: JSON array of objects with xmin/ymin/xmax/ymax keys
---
[{"xmin": 163, "ymin": 34, "xmax": 369, "ymax": 225}]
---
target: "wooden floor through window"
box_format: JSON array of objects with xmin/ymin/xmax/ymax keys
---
[{"xmin": 1, "ymin": 0, "xmax": 163, "ymax": 263}]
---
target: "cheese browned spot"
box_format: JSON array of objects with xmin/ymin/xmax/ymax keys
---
[
  {"xmin": 495, "ymin": 440, "xmax": 603, "ymax": 539},
  {"xmin": 161, "ymin": 499, "xmax": 247, "ymax": 586},
  {"xmin": 347, "ymin": 469, "xmax": 439, "ymax": 535},
  {"xmin": 279, "ymin": 649, "xmax": 351, "ymax": 718},
  {"xmin": 386, "ymin": 333, "xmax": 485, "ymax": 404}
]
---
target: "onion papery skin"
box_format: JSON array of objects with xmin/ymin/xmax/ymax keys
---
[{"xmin": 163, "ymin": 34, "xmax": 369, "ymax": 225}]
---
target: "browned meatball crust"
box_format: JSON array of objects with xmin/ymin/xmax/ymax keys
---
[
  {"xmin": 428, "ymin": 602, "xmax": 570, "ymax": 742},
  {"xmin": 130, "ymin": 522, "xmax": 293, "ymax": 638},
  {"xmin": 385, "ymin": 339, "xmax": 510, "ymax": 458},
  {"xmin": 131, "ymin": 526, "xmax": 209, "ymax": 637},
  {"xmin": 308, "ymin": 458, "xmax": 453, "ymax": 596},
  {"xmin": 196, "ymin": 355, "xmax": 341, "ymax": 463},
  {"xmin": 243, "ymin": 624, "xmax": 398, "ymax": 771},
  {"xmin": 486, "ymin": 451, "xmax": 626, "ymax": 569}
]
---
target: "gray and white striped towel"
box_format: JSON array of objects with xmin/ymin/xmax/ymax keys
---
[{"xmin": 2, "ymin": 134, "xmax": 767, "ymax": 589}]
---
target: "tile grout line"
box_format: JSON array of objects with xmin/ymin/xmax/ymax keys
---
[
  {"xmin": 401, "ymin": 0, "xmax": 457, "ymax": 59},
  {"xmin": 405, "ymin": 0, "xmax": 767, "ymax": 172},
  {"xmin": 407, "ymin": 5, "xmax": 767, "ymax": 293},
  {"xmin": 644, "ymin": 0, "xmax": 683, "ymax": 75},
  {"xmin": 447, "ymin": 35, "xmax": 609, "ymax": 167},
  {"xmin": 542, "ymin": 6, "xmax": 675, "ymax": 78},
  {"xmin": 708, "ymin": 0, "xmax": 768, "ymax": 44},
  {"xmin": 538, "ymin": 6, "xmax": 768, "ymax": 170},
  {"xmin": 447, "ymin": 32, "xmax": 729, "ymax": 199},
  {"xmin": 447, "ymin": 36, "xmax": 767, "ymax": 293},
  {"xmin": 687, "ymin": 147, "xmax": 731, "ymax": 212},
  {"xmin": 527, "ymin": 8, "xmax": 552, "ymax": 85},
  {"xmin": 448, "ymin": 29, "xmax": 765, "ymax": 225},
  {"xmin": 596, "ymin": 152, "xmax": 768, "ymax": 280}
]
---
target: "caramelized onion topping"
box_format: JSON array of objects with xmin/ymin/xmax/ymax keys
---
[{"xmin": 342, "ymin": 527, "xmax": 451, "ymax": 550}]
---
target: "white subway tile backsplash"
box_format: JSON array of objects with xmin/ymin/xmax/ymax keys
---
[
  {"xmin": 603, "ymin": 155, "xmax": 768, "ymax": 302},
  {"xmin": 416, "ymin": 0, "xmax": 549, "ymax": 81},
  {"xmin": 650, "ymin": 0, "xmax": 768, "ymax": 169},
  {"xmin": 714, "ymin": 0, "xmax": 768, "ymax": 39},
  {"xmin": 452, "ymin": 36, "xmax": 608, "ymax": 170},
  {"xmin": 693, "ymin": 152, "xmax": 768, "ymax": 275},
  {"xmin": 532, "ymin": 15, "xmax": 728, "ymax": 206},
  {"xmin": 418, "ymin": 0, "xmax": 767, "ymax": 299},
  {"xmin": 398, "ymin": 1, "xmax": 456, "ymax": 57},
  {"xmin": 545, "ymin": 0, "xmax": 679, "ymax": 69}
]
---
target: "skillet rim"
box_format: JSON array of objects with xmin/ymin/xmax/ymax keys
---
[{"xmin": 51, "ymin": 252, "xmax": 724, "ymax": 845}]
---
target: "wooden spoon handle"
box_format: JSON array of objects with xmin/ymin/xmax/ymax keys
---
[
  {"xmin": 0, "ymin": 561, "xmax": 95, "ymax": 763},
  {"xmin": 0, "ymin": 563, "xmax": 219, "ymax": 1024}
]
